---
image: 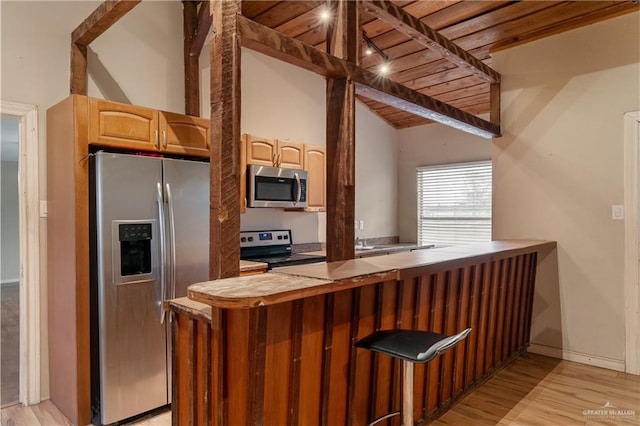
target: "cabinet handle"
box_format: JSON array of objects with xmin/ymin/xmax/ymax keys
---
[
  {"xmin": 162, "ymin": 130, "xmax": 167, "ymax": 148},
  {"xmin": 154, "ymin": 130, "xmax": 159, "ymax": 148},
  {"xmin": 277, "ymin": 153, "xmax": 281, "ymax": 167},
  {"xmin": 273, "ymin": 153, "xmax": 277, "ymax": 166}
]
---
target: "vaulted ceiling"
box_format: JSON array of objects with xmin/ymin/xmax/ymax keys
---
[{"xmin": 242, "ymin": 0, "xmax": 639, "ymax": 129}]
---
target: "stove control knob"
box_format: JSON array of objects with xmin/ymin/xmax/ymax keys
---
[
  {"xmin": 241, "ymin": 237, "xmax": 246, "ymax": 242},
  {"xmin": 284, "ymin": 235, "xmax": 289, "ymax": 240},
  {"xmin": 248, "ymin": 237, "xmax": 254, "ymax": 242},
  {"xmin": 277, "ymin": 235, "xmax": 283, "ymax": 240}
]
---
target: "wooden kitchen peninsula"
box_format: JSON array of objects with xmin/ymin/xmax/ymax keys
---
[{"xmin": 168, "ymin": 240, "xmax": 556, "ymax": 425}]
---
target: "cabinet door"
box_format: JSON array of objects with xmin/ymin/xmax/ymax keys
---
[
  {"xmin": 304, "ymin": 145, "xmax": 326, "ymax": 211},
  {"xmin": 89, "ymin": 98, "xmax": 158, "ymax": 151},
  {"xmin": 277, "ymin": 141, "xmax": 304, "ymax": 170},
  {"xmin": 159, "ymin": 112, "xmax": 209, "ymax": 158},
  {"xmin": 245, "ymin": 134, "xmax": 277, "ymax": 166}
]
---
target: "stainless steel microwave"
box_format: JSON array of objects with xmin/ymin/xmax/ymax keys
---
[{"xmin": 247, "ymin": 165, "xmax": 308, "ymax": 208}]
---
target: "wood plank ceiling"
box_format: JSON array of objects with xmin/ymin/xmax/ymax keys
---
[{"xmin": 242, "ymin": 0, "xmax": 639, "ymax": 129}]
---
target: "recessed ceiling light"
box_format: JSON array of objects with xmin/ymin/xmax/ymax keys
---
[
  {"xmin": 320, "ymin": 8, "xmax": 331, "ymax": 21},
  {"xmin": 365, "ymin": 47, "xmax": 373, "ymax": 55},
  {"xmin": 378, "ymin": 63, "xmax": 390, "ymax": 75}
]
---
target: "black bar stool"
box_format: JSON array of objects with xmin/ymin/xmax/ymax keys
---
[{"xmin": 355, "ymin": 328, "xmax": 471, "ymax": 426}]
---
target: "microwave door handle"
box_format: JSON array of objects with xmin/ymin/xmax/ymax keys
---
[
  {"xmin": 156, "ymin": 183, "xmax": 167, "ymax": 323},
  {"xmin": 294, "ymin": 172, "xmax": 301, "ymax": 205},
  {"xmin": 166, "ymin": 183, "xmax": 177, "ymax": 311}
]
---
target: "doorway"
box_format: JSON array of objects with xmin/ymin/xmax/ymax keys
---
[
  {"xmin": 1, "ymin": 116, "xmax": 20, "ymax": 406},
  {"xmin": 0, "ymin": 100, "xmax": 41, "ymax": 406},
  {"xmin": 624, "ymin": 111, "xmax": 640, "ymax": 375}
]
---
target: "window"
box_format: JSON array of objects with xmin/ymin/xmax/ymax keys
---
[{"xmin": 417, "ymin": 160, "xmax": 492, "ymax": 246}]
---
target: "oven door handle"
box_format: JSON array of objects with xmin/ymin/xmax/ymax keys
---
[{"xmin": 294, "ymin": 172, "xmax": 301, "ymax": 206}]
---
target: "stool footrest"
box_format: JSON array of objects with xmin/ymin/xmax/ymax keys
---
[{"xmin": 369, "ymin": 411, "xmax": 399, "ymax": 426}]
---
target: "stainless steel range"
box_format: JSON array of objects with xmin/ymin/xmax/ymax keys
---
[{"xmin": 240, "ymin": 230, "xmax": 326, "ymax": 269}]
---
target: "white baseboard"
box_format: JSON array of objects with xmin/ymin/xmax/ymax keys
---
[{"xmin": 528, "ymin": 343, "xmax": 626, "ymax": 372}]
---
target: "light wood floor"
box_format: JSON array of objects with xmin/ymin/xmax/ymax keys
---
[{"xmin": 1, "ymin": 353, "xmax": 638, "ymax": 425}]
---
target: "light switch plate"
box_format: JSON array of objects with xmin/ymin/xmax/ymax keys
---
[
  {"xmin": 359, "ymin": 220, "xmax": 364, "ymax": 230},
  {"xmin": 612, "ymin": 204, "xmax": 624, "ymax": 220}
]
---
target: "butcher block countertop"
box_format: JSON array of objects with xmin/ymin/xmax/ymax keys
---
[{"xmin": 187, "ymin": 240, "xmax": 556, "ymax": 309}]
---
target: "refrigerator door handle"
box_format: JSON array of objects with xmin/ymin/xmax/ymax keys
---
[
  {"xmin": 166, "ymin": 183, "xmax": 177, "ymax": 305},
  {"xmin": 157, "ymin": 182, "xmax": 167, "ymax": 323}
]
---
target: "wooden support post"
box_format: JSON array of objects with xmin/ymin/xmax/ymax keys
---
[
  {"xmin": 325, "ymin": 0, "xmax": 359, "ymax": 262},
  {"xmin": 184, "ymin": 0, "xmax": 200, "ymax": 116},
  {"xmin": 69, "ymin": 0, "xmax": 140, "ymax": 95},
  {"xmin": 209, "ymin": 0, "xmax": 241, "ymax": 279}
]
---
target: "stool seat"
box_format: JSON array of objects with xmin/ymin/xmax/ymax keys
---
[
  {"xmin": 355, "ymin": 328, "xmax": 472, "ymax": 364},
  {"xmin": 355, "ymin": 328, "xmax": 471, "ymax": 426}
]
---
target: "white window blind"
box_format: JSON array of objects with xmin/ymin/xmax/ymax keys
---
[{"xmin": 417, "ymin": 160, "xmax": 492, "ymax": 246}]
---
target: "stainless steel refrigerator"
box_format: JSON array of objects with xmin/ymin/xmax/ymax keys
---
[{"xmin": 91, "ymin": 152, "xmax": 209, "ymax": 424}]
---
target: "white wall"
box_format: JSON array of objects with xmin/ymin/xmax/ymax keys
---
[
  {"xmin": 397, "ymin": 123, "xmax": 491, "ymax": 242},
  {"xmin": 492, "ymin": 12, "xmax": 640, "ymax": 364},
  {"xmin": 1, "ymin": 160, "xmax": 19, "ymax": 283},
  {"xmin": 200, "ymin": 49, "xmax": 398, "ymax": 243},
  {"xmin": 1, "ymin": 0, "xmax": 185, "ymax": 399}
]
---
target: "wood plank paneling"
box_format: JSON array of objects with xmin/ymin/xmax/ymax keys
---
[
  {"xmin": 171, "ymin": 248, "xmax": 545, "ymax": 426},
  {"xmin": 297, "ymin": 296, "xmax": 326, "ymax": 424},
  {"xmin": 363, "ymin": 0, "xmax": 500, "ymax": 83},
  {"xmin": 323, "ymin": 289, "xmax": 352, "ymax": 425},
  {"xmin": 264, "ymin": 303, "xmax": 293, "ymax": 425},
  {"xmin": 350, "ymin": 286, "xmax": 376, "ymax": 425}
]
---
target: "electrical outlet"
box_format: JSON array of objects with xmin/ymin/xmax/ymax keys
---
[
  {"xmin": 359, "ymin": 220, "xmax": 364, "ymax": 230},
  {"xmin": 612, "ymin": 204, "xmax": 624, "ymax": 220},
  {"xmin": 354, "ymin": 220, "xmax": 358, "ymax": 230}
]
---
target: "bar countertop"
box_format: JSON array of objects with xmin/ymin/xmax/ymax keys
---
[{"xmin": 187, "ymin": 240, "xmax": 556, "ymax": 309}]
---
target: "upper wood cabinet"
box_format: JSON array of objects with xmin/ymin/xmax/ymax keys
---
[
  {"xmin": 304, "ymin": 145, "xmax": 326, "ymax": 211},
  {"xmin": 89, "ymin": 98, "xmax": 158, "ymax": 152},
  {"xmin": 88, "ymin": 98, "xmax": 209, "ymax": 158},
  {"xmin": 243, "ymin": 133, "xmax": 326, "ymax": 212},
  {"xmin": 276, "ymin": 141, "xmax": 304, "ymax": 169},
  {"xmin": 245, "ymin": 134, "xmax": 277, "ymax": 166},
  {"xmin": 244, "ymin": 134, "xmax": 304, "ymax": 169},
  {"xmin": 159, "ymin": 111, "xmax": 209, "ymax": 157}
]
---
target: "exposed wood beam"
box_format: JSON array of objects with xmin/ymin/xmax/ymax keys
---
[
  {"xmin": 325, "ymin": 0, "xmax": 358, "ymax": 262},
  {"xmin": 362, "ymin": 0, "xmax": 500, "ymax": 84},
  {"xmin": 71, "ymin": 0, "xmax": 141, "ymax": 45},
  {"xmin": 70, "ymin": 0, "xmax": 140, "ymax": 95},
  {"xmin": 237, "ymin": 15, "xmax": 499, "ymax": 138},
  {"xmin": 184, "ymin": 0, "xmax": 200, "ymax": 116},
  {"xmin": 209, "ymin": 0, "xmax": 241, "ymax": 280},
  {"xmin": 190, "ymin": 0, "xmax": 213, "ymax": 58}
]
